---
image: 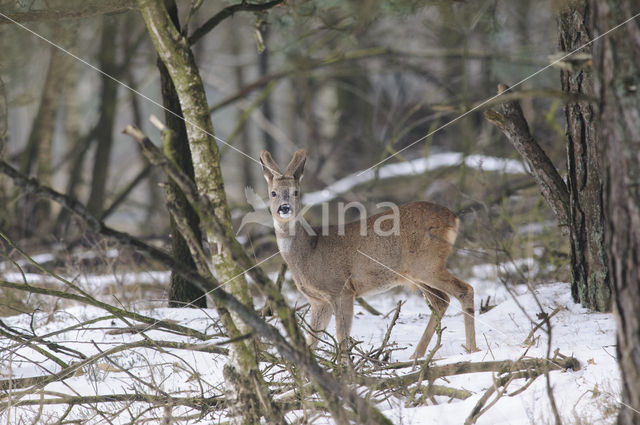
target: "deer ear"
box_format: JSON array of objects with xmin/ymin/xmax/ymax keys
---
[
  {"xmin": 260, "ymin": 151, "xmax": 281, "ymax": 184},
  {"xmin": 285, "ymin": 149, "xmax": 306, "ymax": 181}
]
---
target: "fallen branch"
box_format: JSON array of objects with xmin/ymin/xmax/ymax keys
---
[
  {"xmin": 1, "ymin": 393, "xmax": 222, "ymax": 411},
  {"xmin": 360, "ymin": 355, "xmax": 580, "ymax": 390},
  {"xmin": 523, "ymin": 306, "xmax": 563, "ymax": 345},
  {"xmin": 0, "ymin": 279, "xmax": 209, "ymax": 340},
  {"xmin": 356, "ymin": 297, "xmax": 383, "ymax": 316},
  {"xmin": 0, "ymin": 338, "xmax": 228, "ymax": 391}
]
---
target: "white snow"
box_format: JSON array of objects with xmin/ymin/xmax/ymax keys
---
[
  {"xmin": 1, "ymin": 270, "xmax": 170, "ymax": 292},
  {"xmin": 302, "ymin": 153, "xmax": 528, "ymax": 205},
  {"xmin": 0, "ymin": 265, "xmax": 620, "ymax": 424}
]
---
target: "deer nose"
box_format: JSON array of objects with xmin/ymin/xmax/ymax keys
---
[{"xmin": 277, "ymin": 204, "xmax": 292, "ymax": 217}]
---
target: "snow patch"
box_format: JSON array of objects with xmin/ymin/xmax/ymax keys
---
[{"xmin": 303, "ymin": 152, "xmax": 527, "ymax": 205}]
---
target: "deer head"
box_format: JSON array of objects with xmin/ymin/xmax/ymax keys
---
[{"xmin": 260, "ymin": 150, "xmax": 306, "ymax": 228}]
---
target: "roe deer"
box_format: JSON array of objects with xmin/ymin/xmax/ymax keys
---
[{"xmin": 260, "ymin": 149, "xmax": 478, "ymax": 358}]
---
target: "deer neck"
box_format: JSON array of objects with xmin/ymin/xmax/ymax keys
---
[{"xmin": 273, "ymin": 219, "xmax": 314, "ymax": 259}]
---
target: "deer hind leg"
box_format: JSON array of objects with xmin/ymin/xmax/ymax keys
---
[
  {"xmin": 431, "ymin": 270, "xmax": 478, "ymax": 353},
  {"xmin": 411, "ymin": 286, "xmax": 450, "ymax": 360},
  {"xmin": 307, "ymin": 300, "xmax": 333, "ymax": 349}
]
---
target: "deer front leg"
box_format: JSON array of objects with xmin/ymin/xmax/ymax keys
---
[
  {"xmin": 331, "ymin": 294, "xmax": 355, "ymax": 362},
  {"xmin": 307, "ymin": 300, "xmax": 332, "ymax": 349}
]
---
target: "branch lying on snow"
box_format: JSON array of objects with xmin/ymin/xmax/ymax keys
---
[
  {"xmin": 358, "ymin": 354, "xmax": 580, "ymax": 390},
  {"xmin": 2, "ymin": 393, "xmax": 222, "ymax": 411},
  {"xmin": 523, "ymin": 306, "xmax": 563, "ymax": 345},
  {"xmin": 0, "ymin": 338, "xmax": 229, "ymax": 392},
  {"xmin": 463, "ymin": 348, "xmax": 577, "ymax": 425},
  {"xmin": 484, "ymin": 84, "xmax": 570, "ymax": 226},
  {"xmin": 0, "ymin": 279, "xmax": 209, "ymax": 340}
]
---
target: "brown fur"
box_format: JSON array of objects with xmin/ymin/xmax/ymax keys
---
[{"xmin": 260, "ymin": 150, "xmax": 478, "ymax": 358}]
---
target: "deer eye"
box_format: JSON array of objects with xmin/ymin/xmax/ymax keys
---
[
  {"xmin": 294, "ymin": 190, "xmax": 299, "ymax": 196},
  {"xmin": 271, "ymin": 191, "xmax": 276, "ymax": 197}
]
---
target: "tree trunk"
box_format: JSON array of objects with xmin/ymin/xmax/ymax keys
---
[
  {"xmin": 18, "ymin": 40, "xmax": 70, "ymax": 235},
  {"xmin": 485, "ymin": 2, "xmax": 613, "ymax": 313},
  {"xmin": 86, "ymin": 16, "xmax": 119, "ymax": 216},
  {"xmin": 558, "ymin": 1, "xmax": 611, "ymax": 312},
  {"xmin": 258, "ymin": 24, "xmax": 276, "ymax": 155},
  {"xmin": 231, "ymin": 26, "xmax": 253, "ymax": 188},
  {"xmin": 55, "ymin": 128, "xmax": 95, "ymax": 234},
  {"xmin": 0, "ymin": 75, "xmax": 7, "ymax": 233},
  {"xmin": 136, "ymin": 2, "xmax": 278, "ymax": 423},
  {"xmin": 160, "ymin": 1, "xmax": 206, "ymax": 309},
  {"xmin": 591, "ymin": 1, "xmax": 640, "ymax": 423}
]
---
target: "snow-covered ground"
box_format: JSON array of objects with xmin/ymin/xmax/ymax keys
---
[{"xmin": 0, "ymin": 264, "xmax": 619, "ymax": 424}]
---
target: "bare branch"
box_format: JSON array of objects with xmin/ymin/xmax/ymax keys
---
[
  {"xmin": 0, "ymin": 1, "xmax": 136, "ymax": 24},
  {"xmin": 187, "ymin": 0, "xmax": 285, "ymax": 45},
  {"xmin": 484, "ymin": 84, "xmax": 570, "ymax": 225},
  {"xmin": 3, "ymin": 393, "xmax": 222, "ymax": 410},
  {"xmin": 360, "ymin": 355, "xmax": 580, "ymax": 390},
  {"xmin": 0, "ymin": 280, "xmax": 209, "ymax": 340}
]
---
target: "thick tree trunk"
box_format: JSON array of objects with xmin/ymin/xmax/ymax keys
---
[
  {"xmin": 485, "ymin": 2, "xmax": 613, "ymax": 313},
  {"xmin": 591, "ymin": 1, "xmax": 640, "ymax": 423},
  {"xmin": 558, "ymin": 0, "xmax": 611, "ymax": 312},
  {"xmin": 160, "ymin": 1, "xmax": 206, "ymax": 309},
  {"xmin": 86, "ymin": 16, "xmax": 119, "ymax": 216},
  {"xmin": 136, "ymin": 2, "xmax": 277, "ymax": 423}
]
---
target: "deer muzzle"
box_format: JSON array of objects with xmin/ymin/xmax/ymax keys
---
[{"xmin": 277, "ymin": 203, "xmax": 292, "ymax": 218}]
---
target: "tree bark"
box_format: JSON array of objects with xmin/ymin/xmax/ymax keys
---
[
  {"xmin": 591, "ymin": 1, "xmax": 640, "ymax": 423},
  {"xmin": 558, "ymin": 0, "xmax": 611, "ymax": 312},
  {"xmin": 159, "ymin": 1, "xmax": 206, "ymax": 309}
]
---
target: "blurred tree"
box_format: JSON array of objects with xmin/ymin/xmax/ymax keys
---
[
  {"xmin": 17, "ymin": 26, "xmax": 75, "ymax": 236},
  {"xmin": 258, "ymin": 22, "xmax": 277, "ymax": 156},
  {"xmin": 592, "ymin": 0, "xmax": 640, "ymax": 423},
  {"xmin": 86, "ymin": 16, "xmax": 119, "ymax": 216},
  {"xmin": 0, "ymin": 75, "xmax": 7, "ymax": 233},
  {"xmin": 231, "ymin": 24, "xmax": 253, "ymax": 188}
]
